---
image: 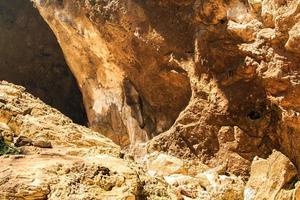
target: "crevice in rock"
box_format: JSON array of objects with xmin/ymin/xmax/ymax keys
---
[
  {"xmin": 0, "ymin": 0, "xmax": 87, "ymax": 125},
  {"xmin": 124, "ymin": 79, "xmax": 145, "ymax": 129},
  {"xmin": 247, "ymin": 111, "xmax": 262, "ymax": 120}
]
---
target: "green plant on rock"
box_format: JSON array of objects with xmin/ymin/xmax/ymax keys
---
[{"xmin": 0, "ymin": 137, "xmax": 19, "ymax": 155}]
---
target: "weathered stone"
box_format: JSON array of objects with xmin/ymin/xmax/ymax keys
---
[
  {"xmin": 286, "ymin": 22, "xmax": 300, "ymax": 54},
  {"xmin": 163, "ymin": 166, "xmax": 245, "ymax": 200},
  {"xmin": 32, "ymin": 140, "xmax": 52, "ymax": 148},
  {"xmin": 15, "ymin": 136, "xmax": 32, "ymax": 147},
  {"xmin": 2, "ymin": 0, "xmax": 300, "ymax": 198},
  {"xmin": 29, "ymin": 0, "xmax": 300, "ymax": 179},
  {"xmin": 145, "ymin": 152, "xmax": 187, "ymax": 176},
  {"xmin": 0, "ymin": 81, "xmax": 120, "ymax": 157},
  {"xmin": 31, "ymin": 0, "xmax": 192, "ymax": 149},
  {"xmin": 0, "ymin": 154, "xmax": 142, "ymax": 200},
  {"xmin": 228, "ymin": 19, "xmax": 263, "ymax": 42},
  {"xmin": 245, "ymin": 150, "xmax": 298, "ymax": 200},
  {"xmin": 0, "ymin": 81, "xmax": 179, "ymax": 200}
]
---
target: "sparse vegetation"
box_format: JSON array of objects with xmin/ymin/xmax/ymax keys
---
[{"xmin": 0, "ymin": 137, "xmax": 19, "ymax": 155}]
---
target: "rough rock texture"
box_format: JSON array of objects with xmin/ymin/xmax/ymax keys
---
[
  {"xmin": 0, "ymin": 81, "xmax": 250, "ymax": 199},
  {"xmin": 32, "ymin": 0, "xmax": 192, "ymax": 149},
  {"xmin": 0, "ymin": 81, "xmax": 141, "ymax": 199},
  {"xmin": 0, "ymin": 0, "xmax": 87, "ymax": 124},
  {"xmin": 31, "ymin": 0, "xmax": 300, "ymax": 178},
  {"xmin": 0, "ymin": 81, "xmax": 118, "ymax": 157},
  {"xmin": 148, "ymin": 0, "xmax": 300, "ymax": 178},
  {"xmin": 3, "ymin": 0, "xmax": 300, "ymax": 198},
  {"xmin": 245, "ymin": 150, "xmax": 300, "ymax": 200},
  {"xmin": 0, "ymin": 83, "xmax": 298, "ymax": 200},
  {"xmin": 0, "ymin": 81, "xmax": 162, "ymax": 199},
  {"xmin": 144, "ymin": 152, "xmax": 245, "ymax": 200},
  {"xmin": 0, "ymin": 155, "xmax": 143, "ymax": 199}
]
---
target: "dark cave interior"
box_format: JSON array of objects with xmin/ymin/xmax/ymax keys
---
[{"xmin": 0, "ymin": 0, "xmax": 88, "ymax": 125}]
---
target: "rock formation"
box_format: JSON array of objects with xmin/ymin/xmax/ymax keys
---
[
  {"xmin": 0, "ymin": 81, "xmax": 244, "ymax": 199},
  {"xmin": 30, "ymin": 0, "xmax": 300, "ymax": 178},
  {"xmin": 245, "ymin": 150, "xmax": 300, "ymax": 200},
  {"xmin": 31, "ymin": 0, "xmax": 193, "ymax": 149},
  {"xmin": 0, "ymin": 82, "xmax": 299, "ymax": 199},
  {"xmin": 1, "ymin": 0, "xmax": 300, "ymax": 199}
]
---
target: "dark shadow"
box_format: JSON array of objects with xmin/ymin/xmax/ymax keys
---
[{"xmin": 0, "ymin": 0, "xmax": 88, "ymax": 125}]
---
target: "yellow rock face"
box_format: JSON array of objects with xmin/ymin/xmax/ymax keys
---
[
  {"xmin": 2, "ymin": 0, "xmax": 300, "ymax": 198},
  {"xmin": 29, "ymin": 0, "xmax": 300, "ymax": 179},
  {"xmin": 0, "ymin": 81, "xmax": 139, "ymax": 199}
]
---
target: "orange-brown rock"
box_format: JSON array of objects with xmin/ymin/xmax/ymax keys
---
[
  {"xmin": 1, "ymin": 0, "xmax": 299, "ymax": 197},
  {"xmin": 245, "ymin": 150, "xmax": 300, "ymax": 200},
  {"xmin": 29, "ymin": 0, "xmax": 300, "ymax": 178},
  {"xmin": 0, "ymin": 81, "xmax": 250, "ymax": 199},
  {"xmin": 32, "ymin": 0, "xmax": 192, "ymax": 149}
]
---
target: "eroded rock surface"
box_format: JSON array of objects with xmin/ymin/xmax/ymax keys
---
[
  {"xmin": 0, "ymin": 155, "xmax": 143, "ymax": 200},
  {"xmin": 3, "ymin": 80, "xmax": 300, "ymax": 200},
  {"xmin": 0, "ymin": 81, "xmax": 119, "ymax": 157},
  {"xmin": 245, "ymin": 150, "xmax": 300, "ymax": 200},
  {"xmin": 0, "ymin": 81, "xmax": 153, "ymax": 199},
  {"xmin": 0, "ymin": 81, "xmax": 249, "ymax": 199},
  {"xmin": 29, "ymin": 0, "xmax": 300, "ymax": 178},
  {"xmin": 32, "ymin": 0, "xmax": 192, "ymax": 149}
]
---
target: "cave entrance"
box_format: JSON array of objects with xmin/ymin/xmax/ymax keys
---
[{"xmin": 0, "ymin": 0, "xmax": 88, "ymax": 125}]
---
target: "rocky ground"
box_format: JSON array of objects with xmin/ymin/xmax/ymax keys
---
[{"xmin": 0, "ymin": 81, "xmax": 299, "ymax": 199}]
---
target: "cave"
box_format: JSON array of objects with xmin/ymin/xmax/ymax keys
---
[{"xmin": 0, "ymin": 0, "xmax": 87, "ymax": 125}]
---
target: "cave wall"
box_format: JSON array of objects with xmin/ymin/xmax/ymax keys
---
[
  {"xmin": 32, "ymin": 0, "xmax": 300, "ymax": 176},
  {"xmin": 0, "ymin": 0, "xmax": 87, "ymax": 125},
  {"xmin": 31, "ymin": 0, "xmax": 192, "ymax": 149}
]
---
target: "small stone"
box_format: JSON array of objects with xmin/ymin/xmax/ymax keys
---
[
  {"xmin": 15, "ymin": 136, "xmax": 32, "ymax": 147},
  {"xmin": 32, "ymin": 140, "xmax": 52, "ymax": 148},
  {"xmin": 145, "ymin": 152, "xmax": 187, "ymax": 176}
]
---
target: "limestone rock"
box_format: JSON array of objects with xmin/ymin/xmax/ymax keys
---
[
  {"xmin": 28, "ymin": 0, "xmax": 300, "ymax": 179},
  {"xmin": 31, "ymin": 0, "xmax": 192, "ymax": 148},
  {"xmin": 0, "ymin": 154, "xmax": 142, "ymax": 200},
  {"xmin": 286, "ymin": 22, "xmax": 300, "ymax": 54},
  {"xmin": 145, "ymin": 152, "xmax": 187, "ymax": 176},
  {"xmin": 0, "ymin": 81, "xmax": 178, "ymax": 200},
  {"xmin": 0, "ymin": 81, "xmax": 120, "ymax": 157},
  {"xmin": 228, "ymin": 19, "xmax": 263, "ymax": 42},
  {"xmin": 3, "ymin": 74, "xmax": 300, "ymax": 199},
  {"xmin": 162, "ymin": 164, "xmax": 245, "ymax": 200},
  {"xmin": 144, "ymin": 152, "xmax": 244, "ymax": 199},
  {"xmin": 3, "ymin": 0, "xmax": 300, "ymax": 197},
  {"xmin": 245, "ymin": 150, "xmax": 299, "ymax": 200}
]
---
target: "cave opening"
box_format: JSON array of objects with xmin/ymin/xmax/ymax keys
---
[{"xmin": 0, "ymin": 0, "xmax": 88, "ymax": 125}]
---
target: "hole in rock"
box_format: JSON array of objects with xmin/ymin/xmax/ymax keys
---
[
  {"xmin": 220, "ymin": 18, "xmax": 227, "ymax": 25},
  {"xmin": 247, "ymin": 111, "xmax": 261, "ymax": 120},
  {"xmin": 0, "ymin": 0, "xmax": 88, "ymax": 125}
]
